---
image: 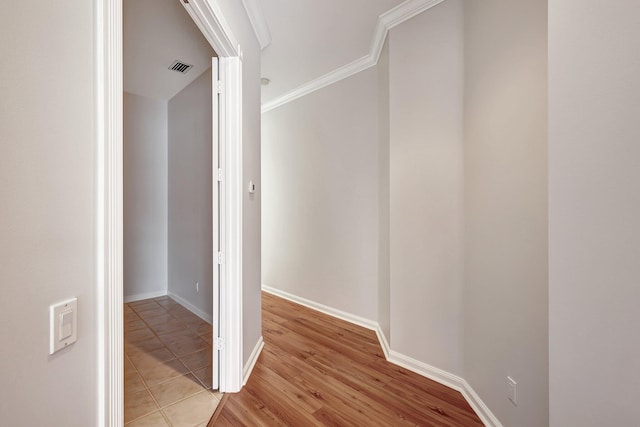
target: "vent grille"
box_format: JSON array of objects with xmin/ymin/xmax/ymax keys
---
[{"xmin": 169, "ymin": 60, "xmax": 194, "ymax": 74}]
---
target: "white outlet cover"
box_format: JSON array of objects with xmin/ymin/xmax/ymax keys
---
[{"xmin": 49, "ymin": 298, "xmax": 78, "ymax": 355}]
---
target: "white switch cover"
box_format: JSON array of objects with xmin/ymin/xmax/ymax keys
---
[{"xmin": 50, "ymin": 298, "xmax": 77, "ymax": 355}]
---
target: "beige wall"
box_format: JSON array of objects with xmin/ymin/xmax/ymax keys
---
[
  {"xmin": 262, "ymin": 67, "xmax": 381, "ymax": 321},
  {"xmin": 124, "ymin": 92, "xmax": 168, "ymax": 301},
  {"xmin": 0, "ymin": 0, "xmax": 97, "ymax": 425},
  {"xmin": 377, "ymin": 39, "xmax": 391, "ymax": 341},
  {"xmin": 549, "ymin": 1, "xmax": 640, "ymax": 425},
  {"xmin": 388, "ymin": 0, "xmax": 465, "ymax": 375},
  {"xmin": 463, "ymin": 0, "xmax": 549, "ymax": 425},
  {"xmin": 168, "ymin": 69, "xmax": 213, "ymax": 318}
]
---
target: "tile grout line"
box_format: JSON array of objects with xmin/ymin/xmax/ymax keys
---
[
  {"xmin": 125, "ymin": 299, "xmax": 219, "ymax": 426},
  {"xmin": 125, "ymin": 303, "xmax": 171, "ymax": 426}
]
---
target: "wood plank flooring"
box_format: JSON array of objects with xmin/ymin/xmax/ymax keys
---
[{"xmin": 209, "ymin": 292, "xmax": 483, "ymax": 426}]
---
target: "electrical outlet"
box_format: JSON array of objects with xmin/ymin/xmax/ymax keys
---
[
  {"xmin": 507, "ymin": 376, "xmax": 517, "ymax": 406},
  {"xmin": 196, "ymin": 281, "xmax": 199, "ymax": 292}
]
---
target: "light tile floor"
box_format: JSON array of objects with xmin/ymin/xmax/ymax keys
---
[{"xmin": 124, "ymin": 296, "xmax": 220, "ymax": 426}]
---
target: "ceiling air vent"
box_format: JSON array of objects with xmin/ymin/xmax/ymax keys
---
[{"xmin": 169, "ymin": 60, "xmax": 194, "ymax": 74}]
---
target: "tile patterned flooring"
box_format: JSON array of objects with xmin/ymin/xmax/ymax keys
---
[{"xmin": 124, "ymin": 296, "xmax": 220, "ymax": 426}]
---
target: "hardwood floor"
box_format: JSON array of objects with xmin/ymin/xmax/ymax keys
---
[{"xmin": 209, "ymin": 292, "xmax": 483, "ymax": 426}]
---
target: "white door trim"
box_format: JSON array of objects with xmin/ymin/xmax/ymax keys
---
[
  {"xmin": 217, "ymin": 56, "xmax": 244, "ymax": 392},
  {"xmin": 95, "ymin": 0, "xmax": 244, "ymax": 425},
  {"xmin": 211, "ymin": 56, "xmax": 220, "ymax": 390}
]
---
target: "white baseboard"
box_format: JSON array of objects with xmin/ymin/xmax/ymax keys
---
[
  {"xmin": 387, "ymin": 350, "xmax": 502, "ymax": 427},
  {"xmin": 261, "ymin": 284, "xmax": 502, "ymax": 427},
  {"xmin": 243, "ymin": 336, "xmax": 264, "ymax": 385},
  {"xmin": 167, "ymin": 292, "xmax": 213, "ymax": 324},
  {"xmin": 124, "ymin": 289, "xmax": 167, "ymax": 303},
  {"xmin": 374, "ymin": 325, "xmax": 391, "ymax": 360},
  {"xmin": 262, "ymin": 284, "xmax": 379, "ymax": 331},
  {"xmin": 460, "ymin": 380, "xmax": 504, "ymax": 427},
  {"xmin": 387, "ymin": 350, "xmax": 466, "ymax": 393}
]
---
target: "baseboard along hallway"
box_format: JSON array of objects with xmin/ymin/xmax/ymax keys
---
[{"xmin": 208, "ymin": 292, "xmax": 482, "ymax": 426}]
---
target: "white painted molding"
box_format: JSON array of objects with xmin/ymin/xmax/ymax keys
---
[
  {"xmin": 241, "ymin": 0, "xmax": 272, "ymax": 50},
  {"xmin": 243, "ymin": 336, "xmax": 264, "ymax": 385},
  {"xmin": 261, "ymin": 285, "xmax": 502, "ymax": 427},
  {"xmin": 261, "ymin": 0, "xmax": 446, "ymax": 113},
  {"xmin": 167, "ymin": 292, "xmax": 214, "ymax": 324},
  {"xmin": 374, "ymin": 324, "xmax": 391, "ymax": 360},
  {"xmin": 262, "ymin": 284, "xmax": 379, "ymax": 332},
  {"xmin": 460, "ymin": 379, "xmax": 504, "ymax": 427},
  {"xmin": 388, "ymin": 349, "xmax": 465, "ymax": 395},
  {"xmin": 388, "ymin": 351, "xmax": 502, "ymax": 427},
  {"xmin": 179, "ymin": 2, "xmax": 246, "ymax": 394},
  {"xmin": 123, "ymin": 290, "xmax": 168, "ymax": 304},
  {"xmin": 261, "ymin": 55, "xmax": 375, "ymax": 113},
  {"xmin": 181, "ymin": 0, "xmax": 242, "ymax": 58},
  {"xmin": 96, "ymin": 0, "xmax": 123, "ymax": 425},
  {"xmin": 380, "ymin": 0, "xmax": 446, "ymax": 31},
  {"xmin": 219, "ymin": 56, "xmax": 244, "ymax": 393}
]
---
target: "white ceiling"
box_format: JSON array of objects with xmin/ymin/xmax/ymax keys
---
[
  {"xmin": 124, "ymin": 0, "xmax": 216, "ymax": 101},
  {"xmin": 259, "ymin": 0, "xmax": 404, "ymax": 104}
]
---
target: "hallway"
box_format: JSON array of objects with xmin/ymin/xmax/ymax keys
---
[{"xmin": 210, "ymin": 292, "xmax": 483, "ymax": 426}]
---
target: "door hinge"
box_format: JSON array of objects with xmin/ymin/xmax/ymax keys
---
[
  {"xmin": 216, "ymin": 80, "xmax": 223, "ymax": 94},
  {"xmin": 217, "ymin": 252, "xmax": 224, "ymax": 265},
  {"xmin": 217, "ymin": 168, "xmax": 223, "ymax": 182},
  {"xmin": 215, "ymin": 337, "xmax": 225, "ymax": 351}
]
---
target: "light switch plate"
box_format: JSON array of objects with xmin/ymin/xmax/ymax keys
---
[{"xmin": 49, "ymin": 298, "xmax": 77, "ymax": 355}]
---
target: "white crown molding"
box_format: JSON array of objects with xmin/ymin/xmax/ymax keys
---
[
  {"xmin": 380, "ymin": 0, "xmax": 446, "ymax": 32},
  {"xmin": 242, "ymin": 0, "xmax": 272, "ymax": 50},
  {"xmin": 261, "ymin": 284, "xmax": 503, "ymax": 426},
  {"xmin": 181, "ymin": 0, "xmax": 241, "ymax": 58},
  {"xmin": 261, "ymin": 55, "xmax": 375, "ymax": 113},
  {"xmin": 261, "ymin": 0, "xmax": 446, "ymax": 113}
]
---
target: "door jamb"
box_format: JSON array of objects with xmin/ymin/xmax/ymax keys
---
[{"xmin": 95, "ymin": 0, "xmax": 244, "ymax": 425}]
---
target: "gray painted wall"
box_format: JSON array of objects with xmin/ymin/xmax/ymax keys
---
[
  {"xmin": 168, "ymin": 69, "xmax": 213, "ymax": 318},
  {"xmin": 377, "ymin": 39, "xmax": 391, "ymax": 341},
  {"xmin": 124, "ymin": 92, "xmax": 168, "ymax": 301},
  {"xmin": 463, "ymin": 0, "xmax": 549, "ymax": 425},
  {"xmin": 262, "ymin": 67, "xmax": 381, "ymax": 321},
  {"xmin": 549, "ymin": 1, "xmax": 640, "ymax": 425},
  {"xmin": 0, "ymin": 0, "xmax": 97, "ymax": 424},
  {"xmin": 388, "ymin": 0, "xmax": 464, "ymax": 376}
]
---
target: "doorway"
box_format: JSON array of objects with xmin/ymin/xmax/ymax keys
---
[
  {"xmin": 96, "ymin": 0, "xmax": 245, "ymax": 424},
  {"xmin": 122, "ymin": 0, "xmax": 220, "ymax": 423}
]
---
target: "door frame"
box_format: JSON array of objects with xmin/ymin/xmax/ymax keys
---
[{"xmin": 95, "ymin": 0, "xmax": 244, "ymax": 425}]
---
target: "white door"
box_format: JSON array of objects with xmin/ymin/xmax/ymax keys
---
[{"xmin": 211, "ymin": 56, "xmax": 221, "ymax": 390}]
